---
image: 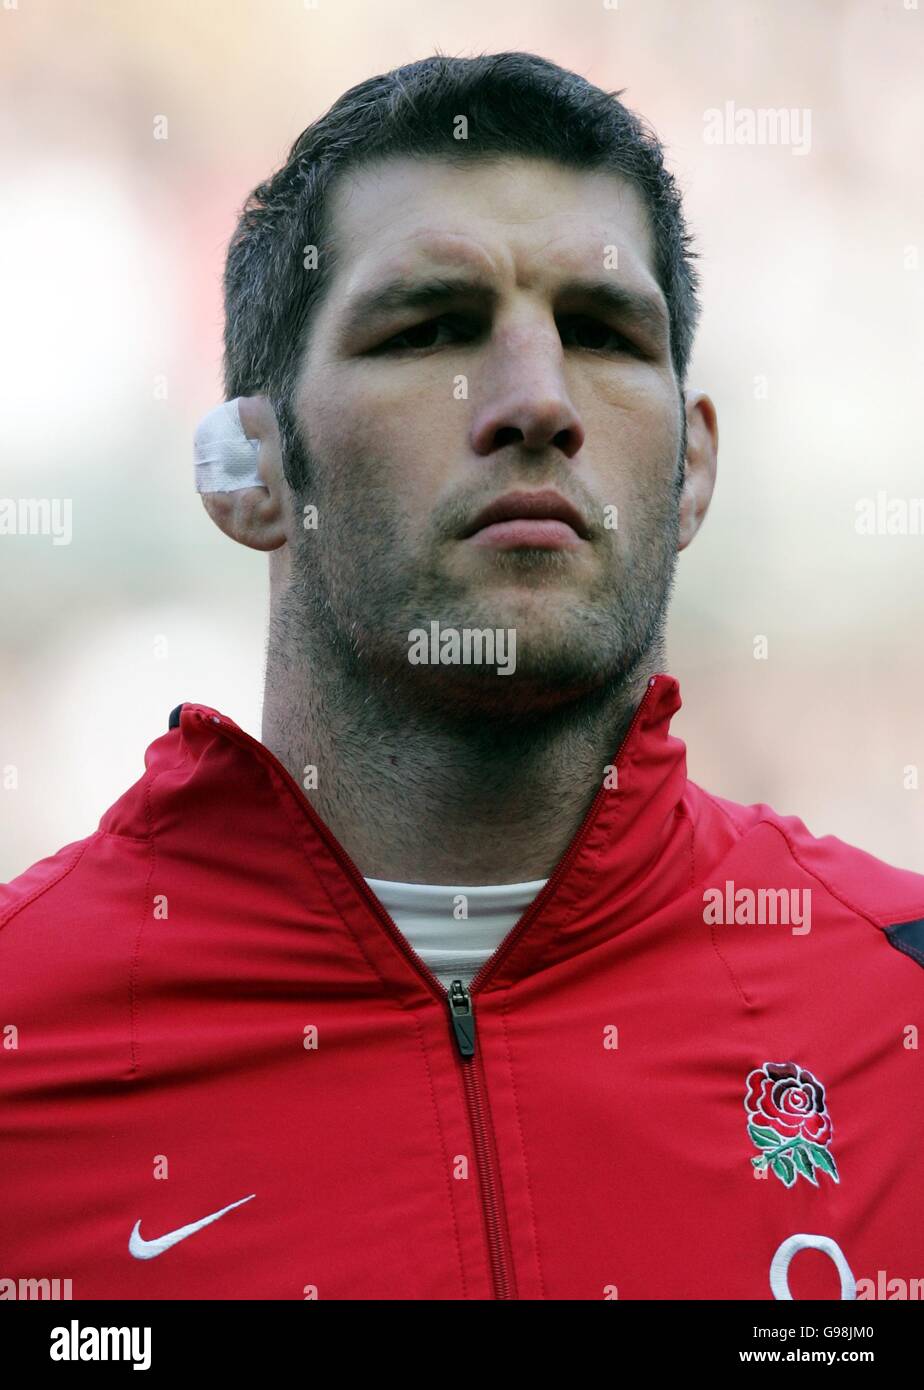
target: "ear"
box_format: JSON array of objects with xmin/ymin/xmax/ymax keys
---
[
  {"xmin": 677, "ymin": 391, "xmax": 718, "ymax": 552},
  {"xmin": 200, "ymin": 395, "xmax": 288, "ymax": 552}
]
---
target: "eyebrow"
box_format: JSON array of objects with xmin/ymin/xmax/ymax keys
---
[{"xmin": 337, "ymin": 272, "xmax": 670, "ymax": 347}]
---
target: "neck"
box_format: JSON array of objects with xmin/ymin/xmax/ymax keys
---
[{"xmin": 262, "ymin": 625, "xmax": 660, "ymax": 887}]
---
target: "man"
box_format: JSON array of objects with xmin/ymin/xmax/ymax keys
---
[{"xmin": 2, "ymin": 52, "xmax": 922, "ymax": 1302}]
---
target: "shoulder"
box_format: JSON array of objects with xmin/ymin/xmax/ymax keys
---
[
  {"xmin": 0, "ymin": 833, "xmax": 102, "ymax": 931},
  {"xmin": 689, "ymin": 782, "xmax": 924, "ymax": 962},
  {"xmin": 1, "ymin": 825, "xmax": 153, "ymax": 947}
]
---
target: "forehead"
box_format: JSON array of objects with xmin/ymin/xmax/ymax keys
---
[{"xmin": 322, "ymin": 155, "xmax": 660, "ymax": 304}]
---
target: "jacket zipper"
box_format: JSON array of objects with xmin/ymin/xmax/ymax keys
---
[
  {"xmin": 447, "ymin": 978, "xmax": 515, "ymax": 1297},
  {"xmin": 188, "ymin": 675, "xmax": 657, "ymax": 1301}
]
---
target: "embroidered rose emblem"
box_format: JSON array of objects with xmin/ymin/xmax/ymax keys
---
[{"xmin": 745, "ymin": 1061, "xmax": 839, "ymax": 1188}]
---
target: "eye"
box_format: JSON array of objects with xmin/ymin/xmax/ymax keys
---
[
  {"xmin": 372, "ymin": 312, "xmax": 643, "ymax": 357},
  {"xmin": 374, "ymin": 315, "xmax": 480, "ymax": 353},
  {"xmin": 558, "ymin": 315, "xmax": 640, "ymax": 355}
]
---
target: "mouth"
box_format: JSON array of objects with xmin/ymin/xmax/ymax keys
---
[{"xmin": 461, "ymin": 489, "xmax": 591, "ymax": 551}]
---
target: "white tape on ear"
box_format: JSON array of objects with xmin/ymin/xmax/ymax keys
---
[{"xmin": 194, "ymin": 399, "xmax": 262, "ymax": 493}]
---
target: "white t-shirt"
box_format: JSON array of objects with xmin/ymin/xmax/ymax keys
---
[{"xmin": 364, "ymin": 877, "xmax": 548, "ymax": 990}]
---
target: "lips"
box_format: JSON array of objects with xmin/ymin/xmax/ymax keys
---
[{"xmin": 462, "ymin": 489, "xmax": 591, "ymax": 541}]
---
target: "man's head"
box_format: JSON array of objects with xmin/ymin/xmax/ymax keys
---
[{"xmin": 206, "ymin": 53, "xmax": 717, "ymax": 720}]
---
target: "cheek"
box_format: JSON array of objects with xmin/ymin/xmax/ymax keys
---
[
  {"xmin": 311, "ymin": 361, "xmax": 442, "ymax": 453},
  {"xmin": 590, "ymin": 409, "xmax": 679, "ymax": 535},
  {"xmin": 585, "ymin": 371, "xmax": 679, "ymax": 467},
  {"xmin": 315, "ymin": 371, "xmax": 461, "ymax": 521}
]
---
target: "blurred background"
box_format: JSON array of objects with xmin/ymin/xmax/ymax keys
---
[{"xmin": 2, "ymin": 0, "xmax": 923, "ymax": 881}]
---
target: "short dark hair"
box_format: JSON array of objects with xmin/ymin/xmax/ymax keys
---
[{"xmin": 222, "ymin": 51, "xmax": 701, "ymax": 490}]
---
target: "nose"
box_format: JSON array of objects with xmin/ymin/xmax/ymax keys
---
[{"xmin": 468, "ymin": 322, "xmax": 585, "ymax": 461}]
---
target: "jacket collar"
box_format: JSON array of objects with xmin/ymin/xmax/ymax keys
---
[{"xmin": 101, "ymin": 672, "xmax": 692, "ymax": 994}]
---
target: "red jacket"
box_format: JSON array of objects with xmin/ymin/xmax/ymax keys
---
[{"xmin": 2, "ymin": 673, "xmax": 923, "ymax": 1301}]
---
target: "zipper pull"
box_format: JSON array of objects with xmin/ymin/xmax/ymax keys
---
[{"xmin": 447, "ymin": 978, "xmax": 476, "ymax": 1058}]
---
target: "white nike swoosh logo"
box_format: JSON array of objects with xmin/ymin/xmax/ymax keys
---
[{"xmin": 129, "ymin": 1193, "xmax": 256, "ymax": 1260}]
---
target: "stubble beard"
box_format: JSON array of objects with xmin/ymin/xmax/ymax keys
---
[{"xmin": 271, "ymin": 423, "xmax": 683, "ymax": 730}]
